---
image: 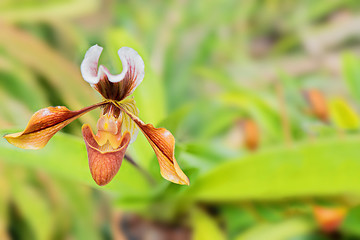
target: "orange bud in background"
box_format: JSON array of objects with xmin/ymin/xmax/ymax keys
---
[
  {"xmin": 240, "ymin": 119, "xmax": 259, "ymax": 151},
  {"xmin": 303, "ymin": 89, "xmax": 329, "ymax": 123},
  {"xmin": 313, "ymin": 205, "xmax": 347, "ymax": 233}
]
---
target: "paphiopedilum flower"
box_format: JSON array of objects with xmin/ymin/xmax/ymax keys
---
[{"xmin": 4, "ymin": 45, "xmax": 189, "ymax": 186}]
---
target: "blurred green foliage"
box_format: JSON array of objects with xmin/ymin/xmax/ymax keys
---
[{"xmin": 2, "ymin": 0, "xmax": 360, "ymax": 239}]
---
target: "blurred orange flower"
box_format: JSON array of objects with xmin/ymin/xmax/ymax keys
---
[
  {"xmin": 313, "ymin": 205, "xmax": 347, "ymax": 233},
  {"xmin": 303, "ymin": 89, "xmax": 329, "ymax": 123},
  {"xmin": 241, "ymin": 119, "xmax": 259, "ymax": 151}
]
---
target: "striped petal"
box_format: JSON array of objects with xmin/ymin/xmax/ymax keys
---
[
  {"xmin": 80, "ymin": 45, "xmax": 145, "ymax": 100},
  {"xmin": 80, "ymin": 44, "xmax": 104, "ymax": 85},
  {"xmin": 115, "ymin": 102, "xmax": 189, "ymax": 185},
  {"xmin": 82, "ymin": 124, "xmax": 131, "ymax": 186},
  {"xmin": 4, "ymin": 103, "xmax": 104, "ymax": 149}
]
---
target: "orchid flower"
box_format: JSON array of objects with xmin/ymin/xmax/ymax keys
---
[{"xmin": 4, "ymin": 45, "xmax": 189, "ymax": 186}]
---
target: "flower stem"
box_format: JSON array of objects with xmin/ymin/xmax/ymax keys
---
[
  {"xmin": 275, "ymin": 81, "xmax": 293, "ymax": 146},
  {"xmin": 124, "ymin": 154, "xmax": 156, "ymax": 185}
]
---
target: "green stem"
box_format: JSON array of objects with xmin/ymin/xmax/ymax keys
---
[{"xmin": 124, "ymin": 154, "xmax": 156, "ymax": 185}]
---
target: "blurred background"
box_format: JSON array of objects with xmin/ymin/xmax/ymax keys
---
[{"xmin": 2, "ymin": 0, "xmax": 360, "ymax": 239}]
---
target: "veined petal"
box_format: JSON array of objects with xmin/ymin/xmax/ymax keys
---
[
  {"xmin": 4, "ymin": 102, "xmax": 105, "ymax": 149},
  {"xmin": 115, "ymin": 102, "xmax": 189, "ymax": 185},
  {"xmin": 82, "ymin": 124, "xmax": 131, "ymax": 186},
  {"xmin": 113, "ymin": 47, "xmax": 145, "ymax": 99},
  {"xmin": 80, "ymin": 45, "xmax": 128, "ymax": 86},
  {"xmin": 119, "ymin": 98, "xmax": 139, "ymax": 144},
  {"xmin": 80, "ymin": 45, "xmax": 145, "ymax": 100},
  {"xmin": 80, "ymin": 44, "xmax": 104, "ymax": 85}
]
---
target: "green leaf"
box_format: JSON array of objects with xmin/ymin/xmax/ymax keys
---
[
  {"xmin": 186, "ymin": 136, "xmax": 360, "ymax": 201},
  {"xmin": 329, "ymin": 98, "xmax": 360, "ymax": 130},
  {"xmin": 0, "ymin": 55, "xmax": 48, "ymax": 111},
  {"xmin": 0, "ymin": 163, "xmax": 10, "ymax": 240},
  {"xmin": 195, "ymin": 67, "xmax": 241, "ymax": 91},
  {"xmin": 221, "ymin": 205, "xmax": 256, "ymax": 239},
  {"xmin": 0, "ymin": 23, "xmax": 99, "ymax": 126},
  {"xmin": 342, "ymin": 53, "xmax": 360, "ymax": 104},
  {"xmin": 0, "ymin": 0, "xmax": 100, "ymax": 22},
  {"xmin": 234, "ymin": 218, "xmax": 313, "ymax": 240},
  {"xmin": 8, "ymin": 168, "xmax": 54, "ymax": 240},
  {"xmin": 54, "ymin": 178, "xmax": 102, "ymax": 240},
  {"xmin": 192, "ymin": 208, "xmax": 225, "ymax": 240},
  {"xmin": 341, "ymin": 205, "xmax": 360, "ymax": 237},
  {"xmin": 0, "ymin": 88, "xmax": 33, "ymax": 126}
]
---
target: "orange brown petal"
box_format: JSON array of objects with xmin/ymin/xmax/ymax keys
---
[
  {"xmin": 82, "ymin": 124, "xmax": 131, "ymax": 186},
  {"xmin": 115, "ymin": 102, "xmax": 189, "ymax": 185},
  {"xmin": 4, "ymin": 103, "xmax": 105, "ymax": 149}
]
